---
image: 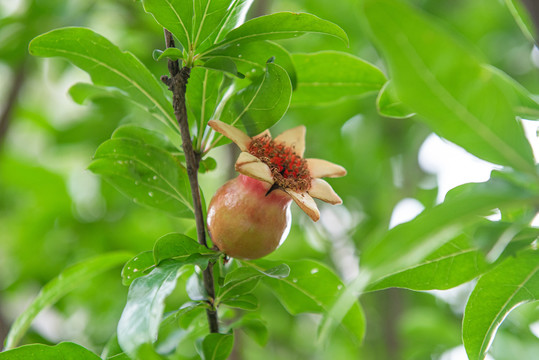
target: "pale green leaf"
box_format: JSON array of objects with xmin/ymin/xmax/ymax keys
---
[
  {"xmin": 376, "ymin": 80, "xmax": 415, "ymax": 119},
  {"xmin": 0, "ymin": 342, "xmax": 101, "ymax": 360},
  {"xmin": 142, "ymin": 0, "xmax": 193, "ymax": 51},
  {"xmin": 197, "ymin": 333, "xmax": 234, "ymax": 360}
]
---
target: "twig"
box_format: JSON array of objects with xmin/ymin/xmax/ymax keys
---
[{"xmin": 162, "ymin": 29, "xmax": 219, "ymax": 333}]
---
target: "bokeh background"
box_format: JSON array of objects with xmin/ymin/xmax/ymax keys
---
[{"xmin": 1, "ymin": 0, "xmax": 538, "ymax": 359}]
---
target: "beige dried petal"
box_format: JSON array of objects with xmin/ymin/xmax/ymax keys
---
[
  {"xmin": 306, "ymin": 158, "xmax": 347, "ymax": 178},
  {"xmin": 286, "ymin": 189, "xmax": 320, "ymax": 222},
  {"xmin": 235, "ymin": 152, "xmax": 274, "ymax": 184},
  {"xmin": 274, "ymin": 125, "xmax": 306, "ymax": 157},
  {"xmin": 208, "ymin": 120, "xmax": 251, "ymax": 151},
  {"xmin": 308, "ymin": 178, "xmax": 342, "ymax": 205}
]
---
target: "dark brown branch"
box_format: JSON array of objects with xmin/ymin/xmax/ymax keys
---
[
  {"xmin": 162, "ymin": 29, "xmax": 219, "ymax": 334},
  {"xmin": 0, "ymin": 64, "xmax": 25, "ymax": 148}
]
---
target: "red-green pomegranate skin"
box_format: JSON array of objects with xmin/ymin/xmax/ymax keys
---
[{"xmin": 207, "ymin": 174, "xmax": 292, "ymax": 260}]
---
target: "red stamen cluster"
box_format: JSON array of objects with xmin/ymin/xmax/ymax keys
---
[{"xmin": 248, "ymin": 135, "xmax": 311, "ymax": 192}]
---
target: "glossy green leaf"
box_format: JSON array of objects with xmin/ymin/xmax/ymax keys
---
[
  {"xmin": 117, "ymin": 261, "xmax": 189, "ymax": 357},
  {"xmin": 204, "ymin": 0, "xmax": 253, "ymax": 46},
  {"xmin": 463, "ymin": 249, "xmax": 539, "ymax": 360},
  {"xmin": 201, "ymin": 40, "xmax": 297, "ymax": 88},
  {"xmin": 199, "ymin": 56, "xmax": 244, "ymax": 78},
  {"xmin": 362, "ymin": 0, "xmax": 535, "ymax": 173},
  {"xmin": 142, "ymin": 0, "xmax": 193, "ymax": 51},
  {"xmin": 153, "ymin": 232, "xmax": 217, "ymax": 265},
  {"xmin": 29, "ymin": 28, "xmax": 178, "ymax": 134},
  {"xmin": 192, "ymin": 0, "xmax": 231, "ymax": 49},
  {"xmin": 376, "ymin": 80, "xmax": 415, "ymax": 119},
  {"xmin": 68, "ymin": 82, "xmax": 125, "ymax": 105},
  {"xmin": 221, "ymin": 293, "xmax": 259, "ymax": 310},
  {"xmin": 89, "ymin": 135, "xmax": 193, "ymax": 218},
  {"xmin": 155, "ymin": 47, "xmax": 183, "ymax": 61},
  {"xmin": 320, "ymin": 170, "xmax": 539, "ymax": 344},
  {"xmin": 112, "ymin": 125, "xmax": 179, "ymax": 153},
  {"xmin": 0, "ymin": 342, "xmax": 101, "ymax": 360},
  {"xmin": 4, "ymin": 252, "xmax": 132, "ymax": 350},
  {"xmin": 173, "ymin": 302, "xmax": 208, "ymax": 329},
  {"xmin": 505, "ymin": 0, "xmax": 537, "ymax": 43},
  {"xmin": 249, "ymin": 260, "xmax": 365, "ymax": 343},
  {"xmin": 291, "ymin": 51, "xmax": 386, "ymax": 106},
  {"xmin": 216, "ymin": 62, "xmax": 292, "ymax": 138},
  {"xmin": 122, "ymin": 251, "xmax": 155, "ymax": 286},
  {"xmin": 217, "ymin": 267, "xmax": 262, "ymax": 302},
  {"xmin": 229, "ymin": 315, "xmax": 268, "ymax": 346},
  {"xmin": 210, "ymin": 12, "xmax": 349, "ymax": 52},
  {"xmin": 367, "ymin": 234, "xmax": 489, "ymax": 291},
  {"xmin": 197, "ymin": 333, "xmax": 234, "ymax": 360}
]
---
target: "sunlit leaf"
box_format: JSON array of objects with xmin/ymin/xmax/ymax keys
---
[
  {"xmin": 291, "ymin": 51, "xmax": 386, "ymax": 106},
  {"xmin": 463, "ymin": 248, "xmax": 539, "ymax": 360},
  {"xmin": 192, "ymin": 0, "xmax": 231, "ymax": 48},
  {"xmin": 117, "ymin": 261, "xmax": 189, "ymax": 357},
  {"xmin": 0, "ymin": 342, "xmax": 101, "ymax": 360},
  {"xmin": 362, "ymin": 0, "xmax": 535, "ymax": 173},
  {"xmin": 4, "ymin": 252, "xmax": 132, "ymax": 350},
  {"xmin": 29, "ymin": 28, "xmax": 178, "ymax": 134},
  {"xmin": 204, "ymin": 0, "xmax": 254, "ymax": 47},
  {"xmin": 155, "ymin": 47, "xmax": 183, "ymax": 61}
]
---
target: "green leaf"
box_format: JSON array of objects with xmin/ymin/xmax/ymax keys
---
[
  {"xmin": 0, "ymin": 342, "xmax": 101, "ymax": 360},
  {"xmin": 112, "ymin": 125, "xmax": 179, "ymax": 153},
  {"xmin": 376, "ymin": 80, "xmax": 415, "ymax": 119},
  {"xmin": 217, "ymin": 267, "xmax": 262, "ymax": 302},
  {"xmin": 187, "ymin": 67, "xmax": 223, "ymax": 142},
  {"xmin": 29, "ymin": 28, "xmax": 178, "ymax": 134},
  {"xmin": 204, "ymin": 0, "xmax": 254, "ymax": 46},
  {"xmin": 217, "ymin": 62, "xmax": 292, "ymax": 138},
  {"xmin": 199, "ymin": 56, "xmax": 244, "ymax": 78},
  {"xmin": 201, "ymin": 40, "xmax": 297, "ymax": 88},
  {"xmin": 153, "ymin": 233, "xmax": 217, "ymax": 265},
  {"xmin": 197, "ymin": 333, "xmax": 234, "ymax": 360},
  {"xmin": 4, "ymin": 252, "xmax": 132, "ymax": 350},
  {"xmin": 367, "ymin": 234, "xmax": 489, "ymax": 291},
  {"xmin": 505, "ymin": 0, "xmax": 537, "ymax": 44},
  {"xmin": 249, "ymin": 260, "xmax": 365, "ymax": 344},
  {"xmin": 463, "ymin": 249, "xmax": 539, "ymax": 360},
  {"xmin": 89, "ymin": 135, "xmax": 193, "ymax": 218},
  {"xmin": 228, "ymin": 314, "xmax": 268, "ymax": 346},
  {"xmin": 320, "ymin": 170, "xmax": 539, "ymax": 345},
  {"xmin": 117, "ymin": 261, "xmax": 189, "ymax": 357},
  {"xmin": 362, "ymin": 0, "xmax": 535, "ymax": 173},
  {"xmin": 192, "ymin": 0, "xmax": 232, "ymax": 49},
  {"xmin": 484, "ymin": 64, "xmax": 539, "ymax": 120},
  {"xmin": 221, "ymin": 293, "xmax": 259, "ymax": 310},
  {"xmin": 142, "ymin": 0, "xmax": 193, "ymax": 51},
  {"xmin": 209, "ymin": 12, "xmax": 349, "ymax": 52},
  {"xmin": 122, "ymin": 251, "xmax": 155, "ymax": 286},
  {"xmin": 155, "ymin": 47, "xmax": 183, "ymax": 61},
  {"xmin": 68, "ymin": 82, "xmax": 125, "ymax": 105},
  {"xmin": 291, "ymin": 51, "xmax": 386, "ymax": 106}
]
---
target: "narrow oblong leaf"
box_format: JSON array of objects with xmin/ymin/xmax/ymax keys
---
[
  {"xmin": 362, "ymin": 0, "xmax": 535, "ymax": 173},
  {"xmin": 291, "ymin": 51, "xmax": 386, "ymax": 106},
  {"xmin": 197, "ymin": 333, "xmax": 234, "ymax": 360},
  {"xmin": 89, "ymin": 135, "xmax": 193, "ymax": 218},
  {"xmin": 192, "ymin": 0, "xmax": 232, "ymax": 48},
  {"xmin": 205, "ymin": 0, "xmax": 254, "ymax": 46},
  {"xmin": 187, "ymin": 67, "xmax": 223, "ymax": 139},
  {"xmin": 217, "ymin": 62, "xmax": 292, "ymax": 138},
  {"xmin": 0, "ymin": 342, "xmax": 101, "ymax": 360},
  {"xmin": 376, "ymin": 80, "xmax": 415, "ymax": 119},
  {"xmin": 505, "ymin": 0, "xmax": 537, "ymax": 44},
  {"xmin": 29, "ymin": 28, "xmax": 178, "ymax": 134},
  {"xmin": 221, "ymin": 293, "xmax": 259, "ymax": 310},
  {"xmin": 117, "ymin": 261, "xmax": 189, "ymax": 357},
  {"xmin": 199, "ymin": 57, "xmax": 244, "ymax": 78},
  {"xmin": 153, "ymin": 233, "xmax": 217, "ymax": 265},
  {"xmin": 156, "ymin": 47, "xmax": 183, "ymax": 62},
  {"xmin": 142, "ymin": 0, "xmax": 193, "ymax": 51},
  {"xmin": 211, "ymin": 12, "xmax": 349, "ymax": 51},
  {"xmin": 5, "ymin": 252, "xmax": 132, "ymax": 350},
  {"xmin": 463, "ymin": 249, "xmax": 539, "ymax": 360},
  {"xmin": 367, "ymin": 235, "xmax": 489, "ymax": 291}
]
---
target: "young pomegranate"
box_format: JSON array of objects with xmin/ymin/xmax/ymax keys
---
[{"xmin": 206, "ymin": 120, "xmax": 346, "ymax": 260}]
